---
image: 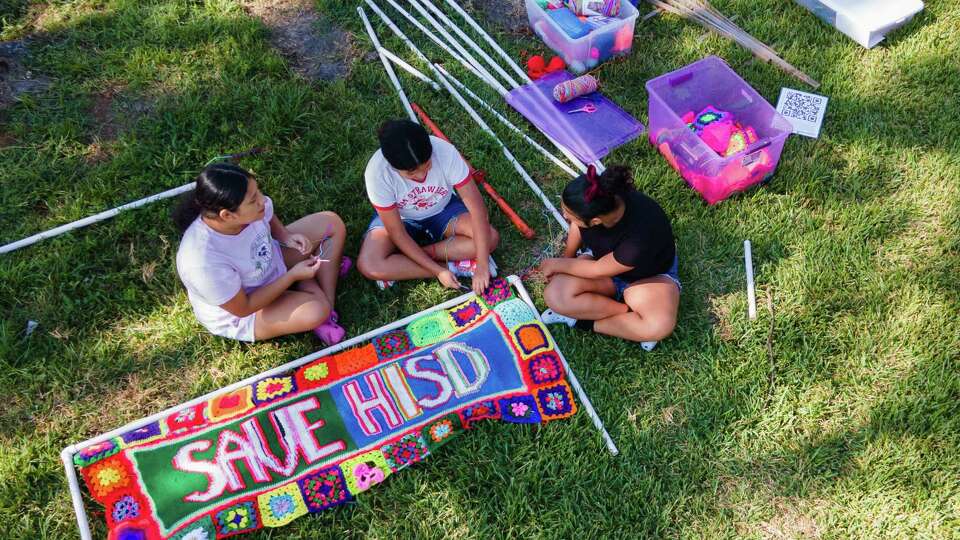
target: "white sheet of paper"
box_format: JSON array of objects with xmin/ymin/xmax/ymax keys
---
[{"xmin": 776, "ymin": 88, "xmax": 829, "ymax": 138}]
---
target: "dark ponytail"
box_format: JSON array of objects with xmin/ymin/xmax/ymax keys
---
[
  {"xmin": 377, "ymin": 119, "xmax": 432, "ymax": 171},
  {"xmin": 561, "ymin": 165, "xmax": 634, "ymax": 222},
  {"xmin": 172, "ymin": 162, "xmax": 251, "ymax": 232}
]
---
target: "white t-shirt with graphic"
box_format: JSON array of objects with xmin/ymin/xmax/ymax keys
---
[
  {"xmin": 176, "ymin": 196, "xmax": 286, "ymax": 341},
  {"xmin": 364, "ymin": 136, "xmax": 471, "ymax": 221}
]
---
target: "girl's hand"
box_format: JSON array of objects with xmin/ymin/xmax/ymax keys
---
[
  {"xmin": 289, "ymin": 257, "xmax": 322, "ymax": 281},
  {"xmin": 471, "ymin": 264, "xmax": 490, "ymax": 294},
  {"xmin": 437, "ymin": 269, "xmax": 461, "ymax": 290},
  {"xmin": 285, "ymin": 233, "xmax": 312, "ymax": 255},
  {"xmin": 539, "ymin": 258, "xmax": 565, "ymax": 280}
]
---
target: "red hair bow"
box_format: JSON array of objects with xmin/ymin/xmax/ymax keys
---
[{"xmin": 583, "ymin": 165, "xmax": 601, "ymax": 202}]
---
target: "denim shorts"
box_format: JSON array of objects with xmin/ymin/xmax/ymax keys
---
[
  {"xmin": 366, "ymin": 196, "xmax": 469, "ymax": 246},
  {"xmin": 613, "ymin": 254, "xmax": 681, "ymax": 300}
]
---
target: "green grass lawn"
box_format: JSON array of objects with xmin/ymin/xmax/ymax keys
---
[{"xmin": 1, "ymin": 0, "xmax": 958, "ymax": 538}]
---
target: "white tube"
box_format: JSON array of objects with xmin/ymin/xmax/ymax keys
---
[
  {"xmin": 381, "ymin": 0, "xmax": 497, "ymax": 90},
  {"xmin": 441, "ymin": 0, "xmax": 531, "ymax": 84},
  {"xmin": 509, "ymin": 275, "xmax": 619, "ymax": 456},
  {"xmin": 63, "ymin": 446, "xmax": 93, "ymax": 540},
  {"xmin": 0, "ymin": 182, "xmax": 194, "ymax": 255},
  {"xmin": 745, "ymin": 239, "xmax": 757, "ymax": 319},
  {"xmin": 406, "ymin": 0, "xmax": 509, "ymax": 95},
  {"xmin": 370, "ymin": 0, "xmax": 585, "ymax": 174},
  {"xmin": 379, "ymin": 46, "xmax": 441, "ymax": 91},
  {"xmin": 433, "ymin": 64, "xmax": 568, "ymax": 230},
  {"xmin": 437, "ymin": 65, "xmax": 578, "ymax": 177},
  {"xmin": 359, "ymin": 7, "xmax": 417, "ymax": 122},
  {"xmin": 417, "ymin": 0, "xmax": 520, "ymax": 89}
]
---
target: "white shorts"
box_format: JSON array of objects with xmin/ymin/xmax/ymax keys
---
[{"xmin": 201, "ymin": 311, "xmax": 257, "ymax": 342}]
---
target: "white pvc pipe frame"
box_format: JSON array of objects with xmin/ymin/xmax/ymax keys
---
[
  {"xmin": 359, "ymin": 6, "xmax": 417, "ymax": 123},
  {"xmin": 744, "ymin": 240, "xmax": 757, "ymax": 320},
  {"xmin": 371, "ymin": 12, "xmax": 576, "ymax": 179},
  {"xmin": 382, "ymin": 0, "xmax": 595, "ymax": 174},
  {"xmin": 62, "ymin": 276, "xmax": 618, "ymax": 539},
  {"xmin": 0, "ymin": 183, "xmax": 195, "ymax": 255}
]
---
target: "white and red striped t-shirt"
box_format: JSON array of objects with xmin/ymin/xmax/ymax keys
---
[{"xmin": 364, "ymin": 136, "xmax": 471, "ymax": 221}]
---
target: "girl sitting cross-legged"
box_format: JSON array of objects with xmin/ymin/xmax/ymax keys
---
[
  {"xmin": 174, "ymin": 163, "xmax": 350, "ymax": 344},
  {"xmin": 539, "ymin": 165, "xmax": 680, "ymax": 351},
  {"xmin": 357, "ymin": 120, "xmax": 500, "ymax": 294}
]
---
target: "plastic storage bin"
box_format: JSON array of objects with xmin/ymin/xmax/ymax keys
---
[
  {"xmin": 646, "ymin": 56, "xmax": 793, "ymax": 204},
  {"xmin": 792, "ymin": 0, "xmax": 923, "ymax": 48},
  {"xmin": 525, "ymin": 0, "xmax": 638, "ymax": 74}
]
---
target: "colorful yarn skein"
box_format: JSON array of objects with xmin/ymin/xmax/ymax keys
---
[{"xmin": 553, "ymin": 74, "xmax": 599, "ymax": 103}]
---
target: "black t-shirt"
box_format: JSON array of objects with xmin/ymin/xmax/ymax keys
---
[{"xmin": 578, "ymin": 189, "xmax": 675, "ymax": 283}]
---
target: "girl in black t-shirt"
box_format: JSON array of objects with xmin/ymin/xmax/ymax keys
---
[{"xmin": 539, "ymin": 165, "xmax": 680, "ymax": 350}]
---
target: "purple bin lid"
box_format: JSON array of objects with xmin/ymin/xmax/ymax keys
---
[{"xmin": 505, "ymin": 71, "xmax": 644, "ymax": 164}]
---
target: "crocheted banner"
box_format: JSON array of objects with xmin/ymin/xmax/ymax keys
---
[{"xmin": 74, "ymin": 278, "xmax": 576, "ymax": 539}]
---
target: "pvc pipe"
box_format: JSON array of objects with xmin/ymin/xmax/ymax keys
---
[
  {"xmin": 509, "ymin": 275, "xmax": 619, "ymax": 456},
  {"xmin": 744, "ymin": 240, "xmax": 756, "ymax": 319},
  {"xmin": 432, "ymin": 64, "xmax": 568, "ymax": 230},
  {"xmin": 63, "ymin": 446, "xmax": 93, "ymax": 540},
  {"xmin": 437, "ymin": 66, "xmax": 578, "ymax": 178},
  {"xmin": 417, "ymin": 0, "xmax": 520, "ymax": 89},
  {"xmin": 0, "ymin": 182, "xmax": 194, "ymax": 255},
  {"xmin": 406, "ymin": 0, "xmax": 509, "ymax": 95},
  {"xmin": 369, "ymin": 0, "xmax": 586, "ymax": 175},
  {"xmin": 441, "ymin": 0, "xmax": 531, "ymax": 84},
  {"xmin": 417, "ymin": 2, "xmax": 588, "ymax": 173},
  {"xmin": 359, "ymin": 6, "xmax": 417, "ymax": 122},
  {"xmin": 380, "ymin": 0, "xmax": 497, "ymax": 90},
  {"xmin": 379, "ymin": 46, "xmax": 441, "ymax": 91}
]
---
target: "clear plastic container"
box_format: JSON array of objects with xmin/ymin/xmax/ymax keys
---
[
  {"xmin": 792, "ymin": 0, "xmax": 924, "ymax": 48},
  {"xmin": 525, "ymin": 0, "xmax": 639, "ymax": 74},
  {"xmin": 645, "ymin": 56, "xmax": 793, "ymax": 204}
]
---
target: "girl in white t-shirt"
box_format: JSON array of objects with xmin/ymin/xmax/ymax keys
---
[
  {"xmin": 357, "ymin": 120, "xmax": 499, "ymax": 294},
  {"xmin": 174, "ymin": 163, "xmax": 349, "ymax": 343}
]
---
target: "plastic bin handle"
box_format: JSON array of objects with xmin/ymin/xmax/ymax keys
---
[
  {"xmin": 745, "ymin": 140, "xmax": 771, "ymax": 154},
  {"xmin": 668, "ymin": 72, "xmax": 693, "ymax": 86},
  {"xmin": 741, "ymin": 140, "xmax": 772, "ymax": 166}
]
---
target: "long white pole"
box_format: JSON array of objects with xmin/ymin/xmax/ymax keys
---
[
  {"xmin": 379, "ymin": 46, "xmax": 441, "ymax": 91},
  {"xmin": 437, "ymin": 65, "xmax": 578, "ymax": 177},
  {"xmin": 0, "ymin": 183, "xmax": 194, "ymax": 255},
  {"xmin": 370, "ymin": 0, "xmax": 587, "ymax": 175},
  {"xmin": 744, "ymin": 240, "xmax": 757, "ymax": 320},
  {"xmin": 441, "ymin": 0, "xmax": 531, "ymax": 84},
  {"xmin": 359, "ymin": 7, "xmax": 417, "ymax": 122},
  {"xmin": 417, "ymin": 0, "xmax": 520, "ymax": 89},
  {"xmin": 406, "ymin": 0, "xmax": 509, "ymax": 95},
  {"xmin": 509, "ymin": 275, "xmax": 619, "ymax": 455},
  {"xmin": 381, "ymin": 0, "xmax": 497, "ymax": 90},
  {"xmin": 413, "ymin": 2, "xmax": 588, "ymax": 173},
  {"xmin": 432, "ymin": 64, "xmax": 567, "ymax": 230},
  {"xmin": 63, "ymin": 447, "xmax": 93, "ymax": 540}
]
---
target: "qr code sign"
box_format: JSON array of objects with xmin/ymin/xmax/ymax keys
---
[
  {"xmin": 776, "ymin": 88, "xmax": 828, "ymax": 138},
  {"xmin": 781, "ymin": 92, "xmax": 823, "ymax": 122}
]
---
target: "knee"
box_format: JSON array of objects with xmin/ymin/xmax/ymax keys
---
[
  {"xmin": 488, "ymin": 226, "xmax": 500, "ymax": 251},
  {"xmin": 320, "ymin": 212, "xmax": 347, "ymax": 239},
  {"xmin": 645, "ymin": 314, "xmax": 677, "ymax": 341},
  {"xmin": 357, "ymin": 251, "xmax": 386, "ymax": 281},
  {"xmin": 301, "ymin": 299, "xmax": 331, "ymax": 329},
  {"xmin": 543, "ymin": 278, "xmax": 569, "ymax": 311}
]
